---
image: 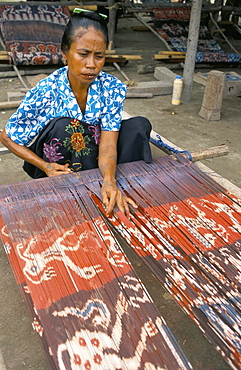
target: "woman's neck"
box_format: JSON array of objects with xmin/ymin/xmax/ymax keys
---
[
  {"xmin": 68, "ymin": 72, "xmax": 89, "ymax": 115},
  {"xmin": 73, "ymin": 87, "xmax": 88, "ymax": 115}
]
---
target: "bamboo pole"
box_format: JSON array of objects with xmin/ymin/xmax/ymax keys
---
[
  {"xmin": 133, "ymin": 13, "xmax": 172, "ymax": 51},
  {"xmin": 209, "ymin": 12, "xmax": 241, "ymax": 55}
]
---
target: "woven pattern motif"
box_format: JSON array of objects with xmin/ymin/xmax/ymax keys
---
[
  {"xmin": 0, "ymin": 163, "xmax": 193, "ymax": 370},
  {"xmin": 0, "ymin": 4, "xmax": 70, "ymax": 65}
]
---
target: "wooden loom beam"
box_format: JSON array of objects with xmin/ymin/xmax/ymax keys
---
[{"xmin": 150, "ymin": 130, "xmax": 241, "ymax": 200}]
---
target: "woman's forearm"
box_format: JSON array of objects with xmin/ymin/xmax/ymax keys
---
[
  {"xmin": 98, "ymin": 131, "xmax": 119, "ymax": 183},
  {"xmin": 98, "ymin": 130, "xmax": 135, "ymax": 215},
  {"xmin": 98, "ymin": 145, "xmax": 117, "ymax": 183},
  {"xmin": 0, "ymin": 129, "xmax": 48, "ymax": 172}
]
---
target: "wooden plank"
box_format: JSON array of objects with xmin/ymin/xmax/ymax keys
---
[
  {"xmin": 0, "ymin": 54, "xmax": 9, "ymax": 61},
  {"xmin": 120, "ymin": 55, "xmax": 143, "ymax": 60},
  {"xmin": 0, "ymin": 100, "xmax": 22, "ymax": 109},
  {"xmin": 0, "ymin": 147, "xmax": 10, "ymax": 155},
  {"xmin": 105, "ymin": 56, "xmax": 126, "ymax": 64},
  {"xmin": 68, "ymin": 5, "xmax": 97, "ymax": 12},
  {"xmin": 158, "ymin": 51, "xmax": 186, "ymax": 55},
  {"xmin": 181, "ymin": 144, "xmax": 229, "ymax": 161},
  {"xmin": 105, "ymin": 55, "xmax": 142, "ymax": 60},
  {"xmin": 153, "ymin": 54, "xmax": 186, "ymax": 61}
]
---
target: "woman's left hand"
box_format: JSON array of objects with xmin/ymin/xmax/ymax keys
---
[{"xmin": 101, "ymin": 179, "xmax": 137, "ymax": 216}]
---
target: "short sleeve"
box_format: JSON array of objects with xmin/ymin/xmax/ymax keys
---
[
  {"xmin": 5, "ymin": 83, "xmax": 55, "ymax": 146},
  {"xmin": 4, "ymin": 67, "xmax": 72, "ymax": 146},
  {"xmin": 99, "ymin": 74, "xmax": 127, "ymax": 131}
]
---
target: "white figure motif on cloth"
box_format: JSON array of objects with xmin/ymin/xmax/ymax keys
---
[
  {"xmin": 16, "ymin": 229, "xmax": 103, "ymax": 284},
  {"xmin": 95, "ymin": 218, "xmax": 128, "ymax": 267},
  {"xmin": 56, "ymin": 290, "xmax": 161, "ymax": 370}
]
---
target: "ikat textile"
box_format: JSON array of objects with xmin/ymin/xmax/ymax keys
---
[
  {"xmin": 0, "ymin": 4, "xmax": 70, "ymax": 65},
  {"xmin": 5, "ymin": 67, "xmax": 127, "ymax": 146},
  {"xmin": 0, "ymin": 155, "xmax": 241, "ymax": 369},
  {"xmin": 0, "ymin": 160, "xmax": 193, "ymax": 370},
  {"xmin": 151, "ymin": 6, "xmax": 241, "ymax": 63}
]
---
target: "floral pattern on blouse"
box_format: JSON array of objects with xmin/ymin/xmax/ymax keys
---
[{"xmin": 5, "ymin": 66, "xmax": 127, "ymax": 146}]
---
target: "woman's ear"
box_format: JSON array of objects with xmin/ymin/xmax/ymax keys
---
[{"xmin": 62, "ymin": 53, "xmax": 67, "ymax": 65}]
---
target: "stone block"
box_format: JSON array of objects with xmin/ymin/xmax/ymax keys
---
[
  {"xmin": 154, "ymin": 66, "xmax": 177, "ymax": 83},
  {"xmin": 128, "ymin": 80, "xmax": 172, "ymax": 96}
]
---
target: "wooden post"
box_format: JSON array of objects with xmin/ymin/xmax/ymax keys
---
[
  {"xmin": 182, "ymin": 0, "xmax": 203, "ymax": 103},
  {"xmin": 107, "ymin": 0, "xmax": 118, "ymax": 49},
  {"xmin": 198, "ymin": 70, "xmax": 226, "ymax": 121}
]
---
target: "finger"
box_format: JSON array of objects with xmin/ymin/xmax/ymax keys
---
[
  {"xmin": 56, "ymin": 168, "xmax": 71, "ymax": 174},
  {"xmin": 58, "ymin": 165, "xmax": 72, "ymax": 173},
  {"xmin": 106, "ymin": 194, "xmax": 116, "ymax": 215},
  {"xmin": 101, "ymin": 190, "xmax": 110, "ymax": 209},
  {"xmin": 115, "ymin": 193, "xmax": 127, "ymax": 215},
  {"xmin": 49, "ymin": 170, "xmax": 71, "ymax": 177},
  {"xmin": 125, "ymin": 197, "xmax": 138, "ymax": 208},
  {"xmin": 63, "ymin": 163, "xmax": 72, "ymax": 172},
  {"xmin": 123, "ymin": 199, "xmax": 130, "ymax": 216}
]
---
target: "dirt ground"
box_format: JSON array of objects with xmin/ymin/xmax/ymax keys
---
[{"xmin": 0, "ymin": 15, "xmax": 240, "ymax": 370}]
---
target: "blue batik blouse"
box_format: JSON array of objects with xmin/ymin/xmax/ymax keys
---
[{"xmin": 5, "ymin": 67, "xmax": 127, "ymax": 146}]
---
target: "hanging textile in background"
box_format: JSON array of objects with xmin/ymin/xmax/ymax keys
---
[
  {"xmin": 0, "ymin": 167, "xmax": 192, "ymax": 370},
  {"xmin": 0, "ymin": 4, "xmax": 70, "ymax": 65},
  {"xmin": 151, "ymin": 6, "xmax": 241, "ymax": 63}
]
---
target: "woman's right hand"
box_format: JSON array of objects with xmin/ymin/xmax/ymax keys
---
[
  {"xmin": 43, "ymin": 162, "xmax": 72, "ymax": 177},
  {"xmin": 0, "ymin": 129, "xmax": 73, "ymax": 178}
]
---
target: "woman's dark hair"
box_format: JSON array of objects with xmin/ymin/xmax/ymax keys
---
[{"xmin": 61, "ymin": 12, "xmax": 108, "ymax": 52}]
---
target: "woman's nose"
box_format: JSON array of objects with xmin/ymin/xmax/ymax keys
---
[{"xmin": 86, "ymin": 54, "xmax": 96, "ymax": 68}]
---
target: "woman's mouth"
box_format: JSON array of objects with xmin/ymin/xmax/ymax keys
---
[{"xmin": 82, "ymin": 74, "xmax": 96, "ymax": 80}]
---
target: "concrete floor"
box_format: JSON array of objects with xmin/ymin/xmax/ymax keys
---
[{"xmin": 0, "ymin": 15, "xmax": 240, "ymax": 370}]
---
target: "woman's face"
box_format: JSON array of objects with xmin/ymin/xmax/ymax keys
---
[{"xmin": 64, "ymin": 26, "xmax": 106, "ymax": 87}]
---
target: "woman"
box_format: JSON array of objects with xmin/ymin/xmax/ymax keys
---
[{"xmin": 0, "ymin": 10, "xmax": 152, "ymax": 215}]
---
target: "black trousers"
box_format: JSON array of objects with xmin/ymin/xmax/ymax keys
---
[{"xmin": 23, "ymin": 116, "xmax": 152, "ymax": 179}]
